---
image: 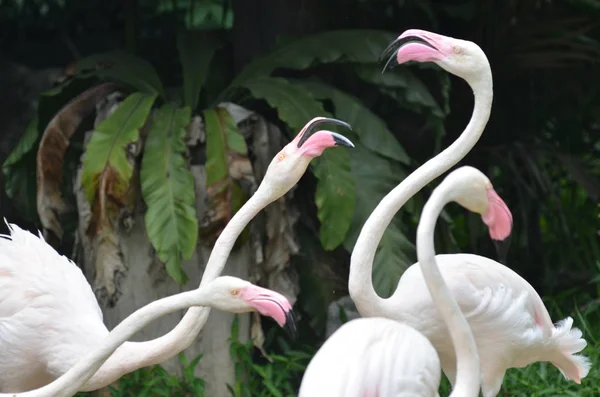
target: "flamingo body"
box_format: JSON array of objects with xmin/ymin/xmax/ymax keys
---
[
  {"xmin": 0, "ymin": 223, "xmax": 296, "ymax": 393},
  {"xmin": 299, "ymin": 317, "xmax": 441, "ymax": 397},
  {"xmin": 388, "ymin": 253, "xmax": 589, "ymax": 396},
  {"xmin": 0, "ymin": 225, "xmax": 108, "ymax": 391},
  {"xmin": 350, "ymin": 30, "xmax": 590, "ymax": 397}
]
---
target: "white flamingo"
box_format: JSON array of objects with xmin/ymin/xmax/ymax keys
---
[
  {"xmin": 349, "ymin": 29, "xmax": 590, "ymax": 397},
  {"xmin": 0, "ymin": 117, "xmax": 354, "ymax": 393},
  {"xmin": 301, "ymin": 166, "xmax": 513, "ymax": 397},
  {"xmin": 0, "ymin": 268, "xmax": 294, "ymax": 397},
  {"xmin": 300, "ymin": 317, "xmax": 442, "ymax": 397}
]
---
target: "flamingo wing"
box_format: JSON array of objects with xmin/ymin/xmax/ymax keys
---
[{"xmin": 0, "ymin": 223, "xmax": 106, "ymax": 392}]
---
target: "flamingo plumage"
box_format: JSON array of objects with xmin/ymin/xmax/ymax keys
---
[
  {"xmin": 349, "ymin": 29, "xmax": 590, "ymax": 397},
  {"xmin": 0, "ymin": 117, "xmax": 354, "ymax": 393}
]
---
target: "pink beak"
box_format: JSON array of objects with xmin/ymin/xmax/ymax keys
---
[
  {"xmin": 380, "ymin": 29, "xmax": 450, "ymax": 72},
  {"xmin": 239, "ymin": 285, "xmax": 297, "ymax": 339},
  {"xmin": 482, "ymin": 187, "xmax": 514, "ymax": 264},
  {"xmin": 291, "ymin": 117, "xmax": 354, "ymax": 157}
]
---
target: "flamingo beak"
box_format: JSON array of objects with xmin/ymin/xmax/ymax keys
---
[
  {"xmin": 482, "ymin": 187, "xmax": 514, "ymax": 265},
  {"xmin": 241, "ymin": 285, "xmax": 298, "ymax": 340},
  {"xmin": 295, "ymin": 117, "xmax": 353, "ymax": 148},
  {"xmin": 284, "ymin": 310, "xmax": 298, "ymax": 340},
  {"xmin": 380, "ymin": 35, "xmax": 440, "ymax": 73},
  {"xmin": 493, "ymin": 236, "xmax": 511, "ymax": 266}
]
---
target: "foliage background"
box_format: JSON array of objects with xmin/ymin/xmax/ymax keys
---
[{"xmin": 1, "ymin": 0, "xmax": 599, "ymax": 395}]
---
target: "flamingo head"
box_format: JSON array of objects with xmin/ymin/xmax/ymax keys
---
[
  {"xmin": 380, "ymin": 29, "xmax": 490, "ymax": 85},
  {"xmin": 206, "ymin": 276, "xmax": 297, "ymax": 339},
  {"xmin": 260, "ymin": 117, "xmax": 354, "ymax": 200},
  {"xmin": 446, "ymin": 166, "xmax": 513, "ymax": 262}
]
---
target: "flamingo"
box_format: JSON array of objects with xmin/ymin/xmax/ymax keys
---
[
  {"xmin": 301, "ymin": 165, "xmax": 514, "ymax": 397},
  {"xmin": 349, "ymin": 29, "xmax": 590, "ymax": 397},
  {"xmin": 0, "ymin": 267, "xmax": 295, "ymax": 397},
  {"xmin": 0, "ymin": 117, "xmax": 354, "ymax": 393},
  {"xmin": 299, "ymin": 317, "xmax": 442, "ymax": 397}
]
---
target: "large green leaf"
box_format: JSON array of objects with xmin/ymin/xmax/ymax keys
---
[
  {"xmin": 232, "ymin": 30, "xmax": 396, "ymax": 88},
  {"xmin": 243, "ymin": 77, "xmax": 355, "ymax": 250},
  {"xmin": 243, "ymin": 77, "xmax": 325, "ymax": 131},
  {"xmin": 3, "ymin": 118, "xmax": 39, "ymax": 167},
  {"xmin": 312, "ymin": 148, "xmax": 356, "ymax": 250},
  {"xmin": 75, "ymin": 51, "xmax": 165, "ymax": 98},
  {"xmin": 81, "ymin": 93, "xmax": 157, "ymax": 203},
  {"xmin": 343, "ymin": 143, "xmax": 415, "ymax": 297},
  {"xmin": 296, "ymin": 80, "xmax": 409, "ymax": 164},
  {"xmin": 141, "ymin": 104, "xmax": 198, "ymax": 285},
  {"xmin": 354, "ymin": 64, "xmax": 446, "ymax": 118},
  {"xmin": 177, "ymin": 31, "xmax": 222, "ymax": 111},
  {"xmin": 203, "ymin": 108, "xmax": 248, "ymax": 185}
]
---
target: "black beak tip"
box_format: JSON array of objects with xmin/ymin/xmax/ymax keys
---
[
  {"xmin": 283, "ymin": 310, "xmax": 298, "ymax": 340},
  {"xmin": 493, "ymin": 236, "xmax": 512, "ymax": 265},
  {"xmin": 298, "ymin": 118, "xmax": 352, "ymax": 148},
  {"xmin": 332, "ymin": 133, "xmax": 355, "ymax": 148}
]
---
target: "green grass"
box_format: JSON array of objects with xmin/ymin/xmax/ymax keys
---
[{"xmin": 75, "ymin": 304, "xmax": 600, "ymax": 397}]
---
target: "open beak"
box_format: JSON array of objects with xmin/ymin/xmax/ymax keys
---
[
  {"xmin": 380, "ymin": 35, "xmax": 439, "ymax": 73},
  {"xmin": 296, "ymin": 117, "xmax": 352, "ymax": 148}
]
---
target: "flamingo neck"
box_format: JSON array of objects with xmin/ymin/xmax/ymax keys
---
[
  {"xmin": 416, "ymin": 184, "xmax": 480, "ymax": 397},
  {"xmin": 4, "ymin": 288, "xmax": 214, "ymax": 397},
  {"xmin": 348, "ymin": 72, "xmax": 493, "ymax": 317},
  {"xmin": 82, "ymin": 183, "xmax": 276, "ymax": 389}
]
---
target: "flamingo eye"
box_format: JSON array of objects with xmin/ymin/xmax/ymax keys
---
[
  {"xmin": 231, "ymin": 289, "xmax": 239, "ymax": 296},
  {"xmin": 454, "ymin": 46, "xmax": 461, "ymax": 54},
  {"xmin": 277, "ymin": 153, "xmax": 286, "ymax": 161}
]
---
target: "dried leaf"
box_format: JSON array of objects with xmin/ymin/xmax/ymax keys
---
[
  {"xmin": 81, "ymin": 92, "xmax": 156, "ymax": 301},
  {"xmin": 36, "ymin": 83, "xmax": 118, "ymax": 240},
  {"xmin": 199, "ymin": 107, "xmax": 253, "ymax": 245}
]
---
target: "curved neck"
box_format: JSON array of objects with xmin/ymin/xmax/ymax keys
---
[
  {"xmin": 348, "ymin": 74, "xmax": 493, "ymax": 316},
  {"xmin": 3, "ymin": 288, "xmax": 215, "ymax": 397},
  {"xmin": 200, "ymin": 184, "xmax": 274, "ymax": 283},
  {"xmin": 83, "ymin": 184, "xmax": 275, "ymax": 389},
  {"xmin": 416, "ymin": 185, "xmax": 480, "ymax": 396}
]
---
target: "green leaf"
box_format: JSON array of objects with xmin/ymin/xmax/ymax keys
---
[
  {"xmin": 243, "ymin": 77, "xmax": 355, "ymax": 249},
  {"xmin": 354, "ymin": 64, "xmax": 445, "ymax": 118},
  {"xmin": 295, "ymin": 80, "xmax": 409, "ymax": 164},
  {"xmin": 177, "ymin": 31, "xmax": 222, "ymax": 111},
  {"xmin": 81, "ymin": 92, "xmax": 157, "ymax": 204},
  {"xmin": 243, "ymin": 77, "xmax": 325, "ymax": 132},
  {"xmin": 232, "ymin": 30, "xmax": 397, "ymax": 87},
  {"xmin": 343, "ymin": 143, "xmax": 415, "ymax": 297},
  {"xmin": 141, "ymin": 104, "xmax": 198, "ymax": 285},
  {"xmin": 313, "ymin": 149, "xmax": 356, "ymax": 250},
  {"xmin": 203, "ymin": 107, "xmax": 248, "ymax": 185},
  {"xmin": 75, "ymin": 51, "xmax": 165, "ymax": 97},
  {"xmin": 3, "ymin": 118, "xmax": 39, "ymax": 167}
]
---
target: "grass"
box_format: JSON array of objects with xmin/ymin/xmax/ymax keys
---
[{"xmin": 75, "ymin": 301, "xmax": 600, "ymax": 397}]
